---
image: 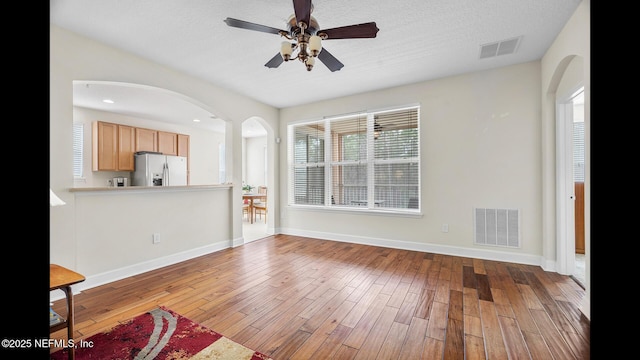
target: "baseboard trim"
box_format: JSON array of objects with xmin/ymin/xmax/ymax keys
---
[
  {"xmin": 279, "ymin": 227, "xmax": 544, "ymax": 267},
  {"xmin": 50, "ymin": 240, "xmax": 231, "ymax": 302}
]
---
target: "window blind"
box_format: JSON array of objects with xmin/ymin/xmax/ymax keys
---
[
  {"xmin": 289, "ymin": 105, "xmax": 420, "ymax": 212},
  {"xmin": 73, "ymin": 123, "xmax": 84, "ymax": 178},
  {"xmin": 573, "ymin": 121, "xmax": 584, "ymax": 182}
]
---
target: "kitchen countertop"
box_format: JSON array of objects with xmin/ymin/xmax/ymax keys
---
[{"xmin": 69, "ymin": 184, "xmax": 232, "ymax": 192}]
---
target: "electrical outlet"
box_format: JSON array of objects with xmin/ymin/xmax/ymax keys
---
[
  {"xmin": 152, "ymin": 233, "xmax": 160, "ymax": 244},
  {"xmin": 441, "ymin": 224, "xmax": 449, "ymax": 233}
]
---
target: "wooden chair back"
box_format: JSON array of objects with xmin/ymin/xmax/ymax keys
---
[
  {"xmin": 253, "ymin": 186, "xmax": 267, "ymax": 223},
  {"xmin": 256, "ymin": 186, "xmax": 267, "ymax": 202}
]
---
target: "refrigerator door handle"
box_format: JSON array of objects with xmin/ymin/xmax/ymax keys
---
[{"xmin": 163, "ymin": 162, "xmax": 169, "ymax": 186}]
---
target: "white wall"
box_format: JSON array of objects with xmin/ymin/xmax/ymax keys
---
[
  {"xmin": 50, "ymin": 25, "xmax": 279, "ymax": 283},
  {"xmin": 245, "ymin": 136, "xmax": 268, "ymax": 188},
  {"xmin": 73, "ymin": 187, "xmax": 231, "ymax": 289},
  {"xmin": 280, "ymin": 61, "xmax": 543, "ymax": 265},
  {"xmin": 540, "ymin": 0, "xmax": 590, "ymax": 318},
  {"xmin": 73, "ymin": 107, "xmax": 225, "ymax": 187}
]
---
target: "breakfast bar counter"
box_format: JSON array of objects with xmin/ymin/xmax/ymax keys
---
[{"xmin": 69, "ymin": 184, "xmax": 230, "ymax": 193}]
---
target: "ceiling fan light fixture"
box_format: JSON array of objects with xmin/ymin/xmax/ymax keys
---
[
  {"xmin": 309, "ymin": 35, "xmax": 322, "ymax": 57},
  {"xmin": 281, "ymin": 41, "xmax": 292, "ymax": 61},
  {"xmin": 224, "ymin": 1, "xmax": 378, "ymax": 73},
  {"xmin": 305, "ymin": 56, "xmax": 315, "ymax": 71}
]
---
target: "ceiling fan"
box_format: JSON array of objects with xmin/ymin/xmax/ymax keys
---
[{"xmin": 224, "ymin": 0, "xmax": 379, "ymax": 72}]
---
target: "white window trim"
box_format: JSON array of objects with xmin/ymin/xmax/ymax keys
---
[{"xmin": 287, "ymin": 104, "xmax": 421, "ymax": 215}]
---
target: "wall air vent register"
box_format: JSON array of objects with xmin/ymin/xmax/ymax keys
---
[{"xmin": 474, "ymin": 208, "xmax": 520, "ymax": 248}]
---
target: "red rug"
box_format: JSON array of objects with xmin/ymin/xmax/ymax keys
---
[{"xmin": 50, "ymin": 306, "xmax": 272, "ymax": 359}]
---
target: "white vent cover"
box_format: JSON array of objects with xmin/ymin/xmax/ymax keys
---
[
  {"xmin": 474, "ymin": 208, "xmax": 520, "ymax": 248},
  {"xmin": 479, "ymin": 36, "xmax": 522, "ymax": 59}
]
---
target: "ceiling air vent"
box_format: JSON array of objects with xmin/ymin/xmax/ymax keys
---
[{"xmin": 479, "ymin": 36, "xmax": 522, "ymax": 59}]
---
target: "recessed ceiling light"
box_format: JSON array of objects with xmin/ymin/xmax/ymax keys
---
[
  {"xmin": 103, "ymin": 99, "xmax": 114, "ymax": 104},
  {"xmin": 193, "ymin": 119, "xmax": 201, "ymax": 122}
]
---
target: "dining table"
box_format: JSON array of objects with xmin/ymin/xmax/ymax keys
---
[{"xmin": 243, "ymin": 193, "xmax": 266, "ymax": 224}]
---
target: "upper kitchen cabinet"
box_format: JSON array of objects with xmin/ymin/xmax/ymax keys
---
[
  {"xmin": 135, "ymin": 127, "xmax": 158, "ymax": 152},
  {"xmin": 177, "ymin": 134, "xmax": 190, "ymax": 158},
  {"xmin": 117, "ymin": 125, "xmax": 136, "ymax": 171},
  {"xmin": 93, "ymin": 121, "xmax": 191, "ymax": 172},
  {"xmin": 158, "ymin": 131, "xmax": 178, "ymax": 156},
  {"xmin": 92, "ymin": 121, "xmax": 135, "ymax": 171}
]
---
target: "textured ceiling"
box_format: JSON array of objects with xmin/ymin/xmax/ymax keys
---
[{"xmin": 51, "ymin": 0, "xmax": 582, "ymax": 133}]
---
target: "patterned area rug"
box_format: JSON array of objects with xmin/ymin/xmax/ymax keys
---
[{"xmin": 50, "ymin": 307, "xmax": 272, "ymax": 359}]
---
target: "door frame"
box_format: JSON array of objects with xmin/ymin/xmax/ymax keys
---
[{"xmin": 555, "ymin": 85, "xmax": 583, "ymax": 275}]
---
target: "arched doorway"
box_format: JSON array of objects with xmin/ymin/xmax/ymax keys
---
[
  {"xmin": 557, "ymin": 85, "xmax": 585, "ymax": 286},
  {"xmin": 552, "ymin": 55, "xmax": 587, "ymax": 290},
  {"xmin": 242, "ymin": 117, "xmax": 269, "ymax": 242}
]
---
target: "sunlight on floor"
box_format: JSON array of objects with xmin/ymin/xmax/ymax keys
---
[
  {"xmin": 243, "ymin": 218, "xmax": 268, "ymax": 242},
  {"xmin": 243, "ymin": 216, "xmax": 587, "ymax": 289},
  {"xmin": 573, "ymin": 253, "xmax": 585, "ymax": 287}
]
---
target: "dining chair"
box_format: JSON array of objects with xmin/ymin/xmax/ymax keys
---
[
  {"xmin": 256, "ymin": 186, "xmax": 267, "ymax": 200},
  {"xmin": 253, "ymin": 186, "xmax": 267, "ymax": 223},
  {"xmin": 252, "ymin": 186, "xmax": 267, "ymax": 206},
  {"xmin": 242, "ymin": 199, "xmax": 250, "ymax": 221}
]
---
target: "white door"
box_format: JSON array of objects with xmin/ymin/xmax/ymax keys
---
[{"xmin": 556, "ymin": 87, "xmax": 583, "ymax": 276}]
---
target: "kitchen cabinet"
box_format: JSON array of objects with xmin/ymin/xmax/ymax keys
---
[
  {"xmin": 117, "ymin": 125, "xmax": 136, "ymax": 171},
  {"xmin": 93, "ymin": 122, "xmax": 190, "ymax": 173},
  {"xmin": 177, "ymin": 134, "xmax": 190, "ymax": 157},
  {"xmin": 135, "ymin": 127, "xmax": 158, "ymax": 152},
  {"xmin": 158, "ymin": 131, "xmax": 178, "ymax": 156},
  {"xmin": 93, "ymin": 121, "xmax": 136, "ymax": 171},
  {"xmin": 92, "ymin": 121, "xmax": 117, "ymax": 171}
]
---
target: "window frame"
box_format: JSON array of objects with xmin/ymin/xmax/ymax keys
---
[{"xmin": 287, "ymin": 104, "xmax": 421, "ymax": 215}]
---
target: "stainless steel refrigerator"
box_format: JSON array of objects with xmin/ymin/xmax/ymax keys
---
[{"xmin": 132, "ymin": 152, "xmax": 187, "ymax": 186}]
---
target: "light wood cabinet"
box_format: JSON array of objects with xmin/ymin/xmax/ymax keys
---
[
  {"xmin": 93, "ymin": 122, "xmax": 190, "ymax": 173},
  {"xmin": 92, "ymin": 121, "xmax": 136, "ymax": 171},
  {"xmin": 92, "ymin": 121, "xmax": 118, "ymax": 171},
  {"xmin": 117, "ymin": 125, "xmax": 136, "ymax": 171},
  {"xmin": 177, "ymin": 134, "xmax": 189, "ymax": 157},
  {"xmin": 158, "ymin": 131, "xmax": 178, "ymax": 156},
  {"xmin": 135, "ymin": 127, "xmax": 158, "ymax": 152}
]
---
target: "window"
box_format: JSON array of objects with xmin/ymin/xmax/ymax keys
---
[
  {"xmin": 572, "ymin": 88, "xmax": 584, "ymax": 183},
  {"xmin": 288, "ymin": 105, "xmax": 420, "ymax": 212},
  {"xmin": 73, "ymin": 123, "xmax": 84, "ymax": 178}
]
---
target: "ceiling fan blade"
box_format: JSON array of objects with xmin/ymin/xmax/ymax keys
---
[
  {"xmin": 317, "ymin": 48, "xmax": 344, "ymax": 72},
  {"xmin": 292, "ymin": 0, "xmax": 312, "ymax": 28},
  {"xmin": 224, "ymin": 18, "xmax": 285, "ymax": 35},
  {"xmin": 265, "ymin": 53, "xmax": 284, "ymax": 68},
  {"xmin": 319, "ymin": 22, "xmax": 379, "ymax": 39}
]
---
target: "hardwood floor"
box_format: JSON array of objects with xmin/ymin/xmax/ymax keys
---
[{"xmin": 50, "ymin": 234, "xmax": 590, "ymax": 359}]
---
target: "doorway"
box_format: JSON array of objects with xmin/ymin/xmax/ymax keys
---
[
  {"xmin": 571, "ymin": 89, "xmax": 585, "ymax": 286},
  {"xmin": 556, "ymin": 86, "xmax": 585, "ymax": 286},
  {"xmin": 242, "ymin": 117, "xmax": 269, "ymax": 242}
]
